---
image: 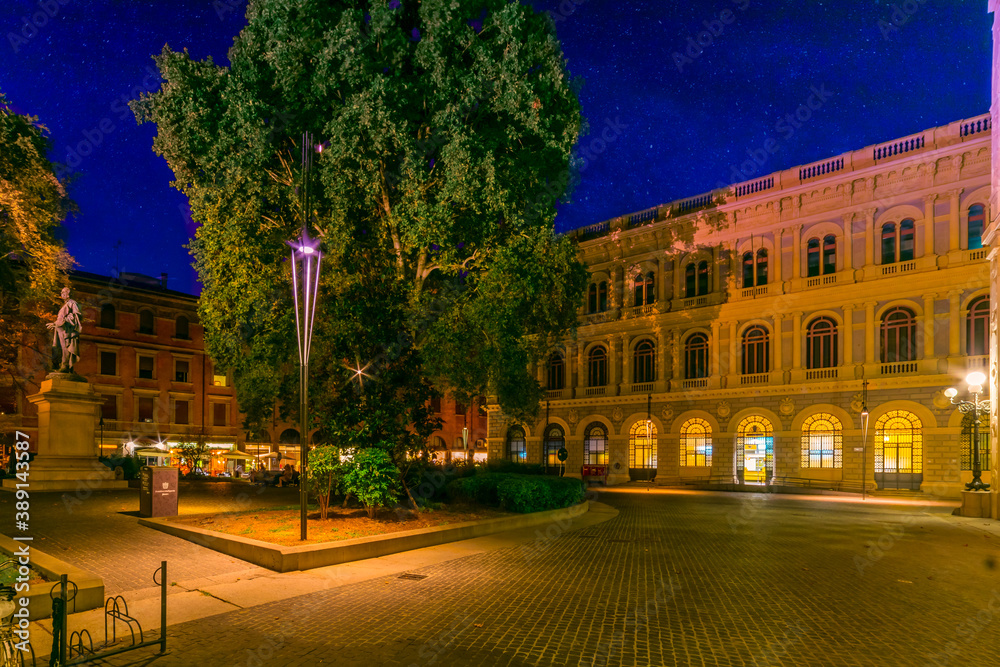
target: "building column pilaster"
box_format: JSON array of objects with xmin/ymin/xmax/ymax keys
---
[
  {"xmin": 791, "ymin": 224, "xmax": 802, "ymax": 279},
  {"xmin": 922, "ymin": 293, "xmax": 937, "ymax": 363},
  {"xmin": 924, "ymin": 194, "xmax": 937, "ymax": 257},
  {"xmin": 949, "ymin": 188, "xmax": 964, "ymax": 251},
  {"xmin": 865, "ymin": 301, "xmax": 877, "ymax": 366},
  {"xmin": 842, "ymin": 213, "xmax": 854, "ymax": 271},
  {"xmin": 864, "ymin": 208, "xmax": 876, "ymax": 266},
  {"xmin": 842, "ymin": 304, "xmax": 854, "ymax": 367}
]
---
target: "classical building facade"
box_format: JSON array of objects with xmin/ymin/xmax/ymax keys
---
[{"xmin": 488, "ymin": 112, "xmax": 994, "ymax": 498}]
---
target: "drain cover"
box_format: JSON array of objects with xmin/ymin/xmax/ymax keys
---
[{"xmin": 398, "ymin": 573, "xmax": 428, "ymax": 581}]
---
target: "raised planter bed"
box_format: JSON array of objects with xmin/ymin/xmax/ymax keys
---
[
  {"xmin": 0, "ymin": 534, "xmax": 104, "ymax": 620},
  {"xmin": 139, "ymin": 500, "xmax": 590, "ymax": 573}
]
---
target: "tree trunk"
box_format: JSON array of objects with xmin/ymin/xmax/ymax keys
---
[
  {"xmin": 342, "ymin": 492, "xmax": 352, "ymax": 509},
  {"xmin": 400, "ymin": 477, "xmax": 420, "ymax": 512}
]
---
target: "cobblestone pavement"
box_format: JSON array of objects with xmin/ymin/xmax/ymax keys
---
[
  {"xmin": 82, "ymin": 487, "xmax": 1000, "ymax": 667},
  {"xmin": 0, "ymin": 482, "xmax": 296, "ymax": 594}
]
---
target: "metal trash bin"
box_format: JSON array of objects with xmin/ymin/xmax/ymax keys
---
[{"xmin": 139, "ymin": 466, "xmax": 179, "ymax": 517}]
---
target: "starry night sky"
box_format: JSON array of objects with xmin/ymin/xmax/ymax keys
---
[{"xmin": 0, "ymin": 0, "xmax": 992, "ymax": 295}]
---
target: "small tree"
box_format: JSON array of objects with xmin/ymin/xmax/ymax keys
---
[
  {"xmin": 308, "ymin": 445, "xmax": 346, "ymax": 520},
  {"xmin": 344, "ymin": 448, "xmax": 399, "ymax": 519},
  {"xmin": 174, "ymin": 440, "xmax": 211, "ymax": 475}
]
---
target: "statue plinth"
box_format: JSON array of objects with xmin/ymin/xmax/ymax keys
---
[{"xmin": 2, "ymin": 377, "xmax": 127, "ymax": 491}]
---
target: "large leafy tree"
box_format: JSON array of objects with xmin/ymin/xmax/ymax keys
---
[
  {"xmin": 133, "ymin": 0, "xmax": 587, "ymax": 448},
  {"xmin": 0, "ymin": 91, "xmax": 74, "ymax": 389}
]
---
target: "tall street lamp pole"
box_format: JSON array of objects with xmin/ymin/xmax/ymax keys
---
[
  {"xmin": 860, "ymin": 379, "xmax": 869, "ymax": 501},
  {"xmin": 945, "ymin": 371, "xmax": 992, "ymax": 491},
  {"xmin": 289, "ymin": 133, "xmax": 322, "ymax": 541}
]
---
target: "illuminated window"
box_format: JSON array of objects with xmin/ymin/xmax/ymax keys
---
[
  {"xmin": 547, "ymin": 353, "xmax": 564, "ymax": 390},
  {"xmin": 684, "ymin": 333, "xmax": 709, "ymax": 379},
  {"xmin": 628, "ymin": 420, "xmax": 657, "ymax": 469},
  {"xmin": 873, "ymin": 410, "xmax": 922, "ymax": 475},
  {"xmin": 583, "ymin": 422, "xmax": 608, "ymax": 465},
  {"xmin": 800, "ymin": 413, "xmax": 843, "ymax": 468},
  {"xmin": 741, "ymin": 325, "xmax": 769, "ymax": 375},
  {"xmin": 968, "ymin": 204, "xmax": 986, "ymax": 250},
  {"xmin": 507, "ymin": 426, "xmax": 526, "ymax": 462},
  {"xmin": 680, "ymin": 418, "xmax": 712, "ymax": 467},
  {"xmin": 633, "ymin": 340, "xmax": 655, "ymax": 384},
  {"xmin": 806, "ymin": 317, "xmax": 838, "ymax": 369},
  {"xmin": 967, "ymin": 296, "xmax": 989, "ymax": 356},
  {"xmin": 960, "ymin": 412, "xmax": 991, "ymax": 470},
  {"xmin": 736, "ymin": 415, "xmax": 774, "ymax": 483},
  {"xmin": 588, "ymin": 346, "xmax": 608, "ymax": 387},
  {"xmin": 881, "ymin": 307, "xmax": 916, "ymax": 363},
  {"xmin": 544, "ymin": 425, "xmax": 564, "ymax": 468}
]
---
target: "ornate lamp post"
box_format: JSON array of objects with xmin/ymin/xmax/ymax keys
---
[{"xmin": 945, "ymin": 371, "xmax": 992, "ymax": 492}]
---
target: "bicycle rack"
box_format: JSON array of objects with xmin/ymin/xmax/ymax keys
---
[
  {"xmin": 104, "ymin": 596, "xmax": 142, "ymax": 647},
  {"xmin": 67, "ymin": 630, "xmax": 92, "ymax": 661},
  {"xmin": 48, "ymin": 561, "xmax": 167, "ymax": 666}
]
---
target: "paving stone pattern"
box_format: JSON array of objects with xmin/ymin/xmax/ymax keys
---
[
  {"xmin": 86, "ymin": 488, "xmax": 1000, "ymax": 667},
  {"xmin": 0, "ymin": 482, "xmax": 290, "ymax": 594}
]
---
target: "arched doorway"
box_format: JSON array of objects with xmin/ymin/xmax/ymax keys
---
[
  {"xmin": 628, "ymin": 420, "xmax": 657, "ymax": 481},
  {"xmin": 873, "ymin": 410, "xmax": 923, "ymax": 490},
  {"xmin": 735, "ymin": 415, "xmax": 773, "ymax": 485},
  {"xmin": 543, "ymin": 425, "xmax": 564, "ymax": 475}
]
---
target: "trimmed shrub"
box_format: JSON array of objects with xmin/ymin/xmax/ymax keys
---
[{"xmin": 446, "ymin": 473, "xmax": 584, "ymax": 513}]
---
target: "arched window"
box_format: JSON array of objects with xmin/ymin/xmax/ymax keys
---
[
  {"xmin": 741, "ymin": 325, "xmax": 769, "ymax": 375},
  {"xmin": 278, "ymin": 428, "xmax": 300, "ymax": 445},
  {"xmin": 506, "ymin": 425, "xmax": 526, "ymax": 462},
  {"xmin": 969, "ymin": 204, "xmax": 986, "ymax": 250},
  {"xmin": 598, "ymin": 281, "xmax": 608, "ymax": 312},
  {"xmin": 680, "ymin": 418, "xmax": 712, "ymax": 467},
  {"xmin": 881, "ymin": 223, "xmax": 896, "ymax": 264},
  {"xmin": 881, "ymin": 307, "xmax": 916, "ymax": 363},
  {"xmin": 628, "ymin": 420, "xmax": 657, "ymax": 470},
  {"xmin": 644, "ymin": 271, "xmax": 655, "ymax": 305},
  {"xmin": 588, "ymin": 283, "xmax": 597, "ymax": 313},
  {"xmin": 806, "ymin": 238, "xmax": 820, "ymax": 277},
  {"xmin": 755, "ymin": 248, "xmax": 768, "ymax": 286},
  {"xmin": 899, "ymin": 219, "xmax": 915, "ymax": 261},
  {"xmin": 546, "ymin": 353, "xmax": 564, "ymax": 390},
  {"xmin": 873, "ymin": 410, "xmax": 923, "ymax": 489},
  {"xmin": 633, "ymin": 340, "xmax": 655, "ymax": 384},
  {"xmin": 960, "ymin": 412, "xmax": 991, "ymax": 471},
  {"xmin": 685, "ymin": 263, "xmax": 696, "ymax": 297},
  {"xmin": 543, "ymin": 425, "xmax": 564, "ymax": 469},
  {"xmin": 800, "ymin": 413, "xmax": 843, "ymax": 468},
  {"xmin": 742, "ymin": 252, "xmax": 755, "ymax": 288},
  {"xmin": 697, "ymin": 260, "xmax": 709, "ymax": 295},
  {"xmin": 175, "ymin": 315, "xmax": 190, "ymax": 339},
  {"xmin": 736, "ymin": 415, "xmax": 773, "ymax": 483},
  {"xmin": 583, "ymin": 422, "xmax": 608, "ymax": 465},
  {"xmin": 806, "ymin": 317, "xmax": 838, "ymax": 369},
  {"xmin": 968, "ymin": 296, "xmax": 990, "ymax": 356},
  {"xmin": 588, "ymin": 346, "xmax": 608, "ymax": 387},
  {"xmin": 685, "ymin": 333, "xmax": 709, "ymax": 380},
  {"xmin": 633, "ymin": 273, "xmax": 644, "ymax": 306},
  {"xmin": 138, "ymin": 309, "xmax": 155, "ymax": 335},
  {"xmin": 822, "ymin": 234, "xmax": 836, "ymax": 274},
  {"xmin": 99, "ymin": 304, "xmax": 116, "ymax": 329}
]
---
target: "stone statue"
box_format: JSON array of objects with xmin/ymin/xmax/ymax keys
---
[{"xmin": 47, "ymin": 287, "xmax": 82, "ymax": 373}]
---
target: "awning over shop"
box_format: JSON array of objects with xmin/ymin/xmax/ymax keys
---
[
  {"xmin": 223, "ymin": 452, "xmax": 252, "ymax": 460},
  {"xmin": 135, "ymin": 448, "xmax": 171, "ymax": 457}
]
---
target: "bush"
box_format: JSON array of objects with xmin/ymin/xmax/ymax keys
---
[
  {"xmin": 100, "ymin": 454, "xmax": 142, "ymax": 480},
  {"xmin": 343, "ymin": 448, "xmax": 400, "ymax": 519},
  {"xmin": 446, "ymin": 473, "xmax": 584, "ymax": 513},
  {"xmin": 404, "ymin": 461, "xmax": 476, "ymax": 505},
  {"xmin": 481, "ymin": 460, "xmax": 547, "ymax": 475}
]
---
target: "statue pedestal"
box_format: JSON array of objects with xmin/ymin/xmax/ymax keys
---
[{"xmin": 2, "ymin": 376, "xmax": 127, "ymax": 492}]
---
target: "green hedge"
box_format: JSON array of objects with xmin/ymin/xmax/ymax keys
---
[{"xmin": 446, "ymin": 473, "xmax": 584, "ymax": 513}]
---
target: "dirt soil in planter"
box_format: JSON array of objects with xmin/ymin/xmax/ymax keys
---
[{"xmin": 172, "ymin": 504, "xmax": 511, "ymax": 546}]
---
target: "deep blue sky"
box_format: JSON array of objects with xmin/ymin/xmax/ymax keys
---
[{"xmin": 1, "ymin": 1, "xmax": 992, "ymax": 295}]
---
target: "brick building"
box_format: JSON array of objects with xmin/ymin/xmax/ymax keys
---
[{"xmin": 486, "ymin": 112, "xmax": 995, "ymax": 498}]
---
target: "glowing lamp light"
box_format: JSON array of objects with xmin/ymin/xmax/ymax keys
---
[
  {"xmin": 966, "ymin": 371, "xmax": 986, "ymax": 393},
  {"xmin": 944, "ymin": 387, "xmax": 958, "ymax": 399}
]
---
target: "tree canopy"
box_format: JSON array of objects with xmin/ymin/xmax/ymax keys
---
[
  {"xmin": 0, "ymin": 90, "xmax": 74, "ymax": 386},
  {"xmin": 133, "ymin": 0, "xmax": 587, "ymax": 448}
]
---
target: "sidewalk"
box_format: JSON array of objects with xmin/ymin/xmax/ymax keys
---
[{"xmin": 26, "ymin": 502, "xmax": 620, "ymax": 662}]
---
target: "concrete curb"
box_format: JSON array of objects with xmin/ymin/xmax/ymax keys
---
[
  {"xmin": 0, "ymin": 533, "xmax": 104, "ymax": 620},
  {"xmin": 139, "ymin": 501, "xmax": 591, "ymax": 573}
]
